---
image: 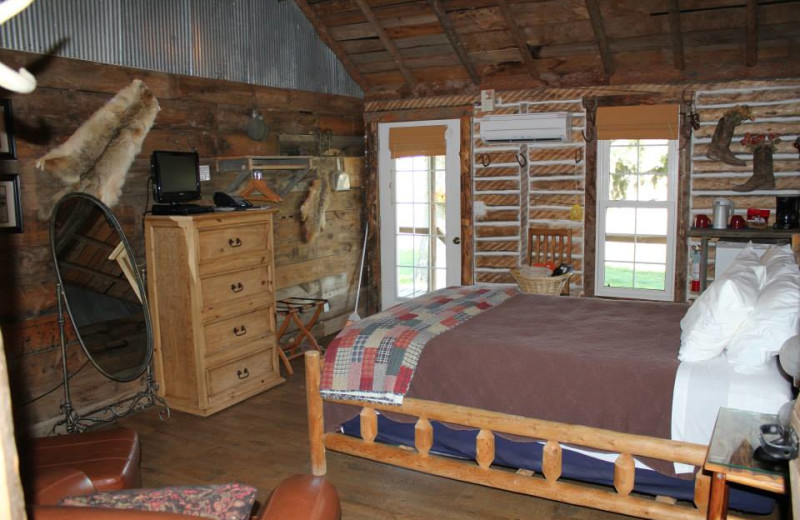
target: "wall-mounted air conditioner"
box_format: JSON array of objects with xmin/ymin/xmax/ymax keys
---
[{"xmin": 479, "ymin": 112, "xmax": 571, "ymax": 143}]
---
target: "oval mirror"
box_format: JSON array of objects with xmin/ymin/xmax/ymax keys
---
[{"xmin": 50, "ymin": 193, "xmax": 153, "ymax": 382}]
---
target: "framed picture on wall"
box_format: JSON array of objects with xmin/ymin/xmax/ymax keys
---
[
  {"xmin": 0, "ymin": 174, "xmax": 22, "ymax": 233},
  {"xmin": 0, "ymin": 99, "xmax": 16, "ymax": 160}
]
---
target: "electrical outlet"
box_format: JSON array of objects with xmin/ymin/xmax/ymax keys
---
[{"xmin": 199, "ymin": 164, "xmax": 211, "ymax": 181}]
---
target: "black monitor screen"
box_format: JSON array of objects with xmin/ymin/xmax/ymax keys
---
[{"xmin": 151, "ymin": 151, "xmax": 201, "ymax": 204}]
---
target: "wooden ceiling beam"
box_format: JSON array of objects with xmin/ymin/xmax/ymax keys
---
[
  {"xmin": 352, "ymin": 0, "xmax": 417, "ymax": 89},
  {"xmin": 745, "ymin": 0, "xmax": 759, "ymax": 66},
  {"xmin": 497, "ymin": 0, "xmax": 539, "ymax": 80},
  {"xmin": 426, "ymin": 0, "xmax": 481, "ymax": 85},
  {"xmin": 667, "ymin": 0, "xmax": 685, "ymax": 70},
  {"xmin": 294, "ymin": 0, "xmax": 370, "ymax": 90},
  {"xmin": 584, "ymin": 0, "xmax": 614, "ymax": 76}
]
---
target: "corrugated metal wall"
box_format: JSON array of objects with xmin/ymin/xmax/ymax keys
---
[{"xmin": 0, "ymin": 0, "xmax": 363, "ymax": 97}]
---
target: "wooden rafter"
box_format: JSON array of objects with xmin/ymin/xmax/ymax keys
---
[
  {"xmin": 497, "ymin": 0, "xmax": 539, "ymax": 80},
  {"xmin": 585, "ymin": 0, "xmax": 614, "ymax": 76},
  {"xmin": 427, "ymin": 0, "xmax": 481, "ymax": 85},
  {"xmin": 745, "ymin": 0, "xmax": 759, "ymax": 66},
  {"xmin": 294, "ymin": 0, "xmax": 369, "ymax": 90},
  {"xmin": 667, "ymin": 0, "xmax": 685, "ymax": 70},
  {"xmin": 353, "ymin": 0, "xmax": 416, "ymax": 89}
]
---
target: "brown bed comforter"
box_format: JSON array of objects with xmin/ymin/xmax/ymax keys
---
[{"xmin": 324, "ymin": 293, "xmax": 689, "ymax": 472}]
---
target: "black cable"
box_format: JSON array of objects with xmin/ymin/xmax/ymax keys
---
[
  {"xmin": 141, "ymin": 175, "xmax": 152, "ymax": 239},
  {"xmin": 20, "ymin": 357, "xmax": 90, "ymax": 406},
  {"xmin": 143, "ymin": 175, "xmax": 152, "ymax": 218}
]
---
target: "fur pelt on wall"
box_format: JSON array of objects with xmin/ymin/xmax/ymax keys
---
[
  {"xmin": 300, "ymin": 169, "xmax": 331, "ymax": 242},
  {"xmin": 37, "ymin": 79, "xmax": 160, "ymax": 219}
]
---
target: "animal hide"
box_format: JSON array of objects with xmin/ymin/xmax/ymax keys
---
[
  {"xmin": 300, "ymin": 169, "xmax": 331, "ymax": 242},
  {"xmin": 37, "ymin": 79, "xmax": 160, "ymax": 219}
]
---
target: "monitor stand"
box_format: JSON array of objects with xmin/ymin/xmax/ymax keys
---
[{"xmin": 151, "ymin": 203, "xmax": 214, "ymax": 215}]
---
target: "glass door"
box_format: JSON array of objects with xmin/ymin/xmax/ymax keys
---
[{"xmin": 378, "ymin": 120, "xmax": 461, "ymax": 309}]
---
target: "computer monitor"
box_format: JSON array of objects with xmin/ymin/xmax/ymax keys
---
[{"xmin": 151, "ymin": 150, "xmax": 201, "ymax": 204}]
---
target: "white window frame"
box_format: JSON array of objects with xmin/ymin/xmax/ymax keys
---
[{"xmin": 595, "ymin": 139, "xmax": 679, "ymax": 301}]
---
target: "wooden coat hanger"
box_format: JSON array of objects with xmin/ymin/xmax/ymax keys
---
[{"xmin": 238, "ymin": 170, "xmax": 282, "ymax": 203}]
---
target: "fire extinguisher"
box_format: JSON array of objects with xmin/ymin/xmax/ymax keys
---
[{"xmin": 690, "ymin": 245, "xmax": 701, "ymax": 293}]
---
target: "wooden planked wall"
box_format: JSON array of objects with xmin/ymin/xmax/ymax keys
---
[
  {"xmin": 368, "ymin": 78, "xmax": 800, "ymax": 297},
  {"xmin": 0, "ymin": 50, "xmax": 364, "ymax": 433}
]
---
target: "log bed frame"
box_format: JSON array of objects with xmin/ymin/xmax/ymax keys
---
[
  {"xmin": 306, "ymin": 351, "xmax": 732, "ymax": 520},
  {"xmin": 305, "ymin": 237, "xmax": 800, "ymax": 520}
]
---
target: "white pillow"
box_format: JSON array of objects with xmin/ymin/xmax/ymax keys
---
[
  {"xmin": 679, "ymin": 244, "xmax": 766, "ymax": 362},
  {"xmin": 727, "ymin": 245, "xmax": 800, "ymax": 372},
  {"xmin": 760, "ymin": 244, "xmax": 798, "ymax": 280}
]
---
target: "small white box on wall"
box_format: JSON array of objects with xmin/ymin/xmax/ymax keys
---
[{"xmin": 480, "ymin": 89, "xmax": 495, "ymax": 112}]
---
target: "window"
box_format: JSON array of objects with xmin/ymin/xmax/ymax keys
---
[
  {"xmin": 393, "ymin": 155, "xmax": 449, "ymax": 299},
  {"xmin": 595, "ymin": 139, "xmax": 678, "ymax": 301}
]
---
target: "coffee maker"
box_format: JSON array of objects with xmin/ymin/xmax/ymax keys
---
[{"xmin": 774, "ymin": 196, "xmax": 800, "ymax": 229}]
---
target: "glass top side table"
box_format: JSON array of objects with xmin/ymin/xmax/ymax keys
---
[{"xmin": 704, "ymin": 408, "xmax": 786, "ymax": 520}]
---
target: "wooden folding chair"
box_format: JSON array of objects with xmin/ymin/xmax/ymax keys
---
[{"xmin": 528, "ymin": 227, "xmax": 573, "ymax": 295}]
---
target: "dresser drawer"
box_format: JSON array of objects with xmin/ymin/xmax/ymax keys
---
[
  {"xmin": 204, "ymin": 306, "xmax": 275, "ymax": 359},
  {"xmin": 201, "ymin": 264, "xmax": 273, "ymax": 310},
  {"xmin": 198, "ymin": 221, "xmax": 271, "ymax": 263},
  {"xmin": 207, "ymin": 349, "xmax": 275, "ymax": 397}
]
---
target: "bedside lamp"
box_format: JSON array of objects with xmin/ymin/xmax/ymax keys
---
[{"xmin": 777, "ymin": 335, "xmax": 800, "ymax": 427}]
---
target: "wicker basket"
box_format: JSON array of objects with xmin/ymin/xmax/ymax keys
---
[{"xmin": 510, "ymin": 268, "xmax": 572, "ymax": 295}]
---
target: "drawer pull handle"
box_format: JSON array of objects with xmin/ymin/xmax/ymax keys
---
[
  {"xmin": 233, "ymin": 325, "xmax": 247, "ymax": 336},
  {"xmin": 229, "ymin": 237, "xmax": 242, "ymax": 248},
  {"xmin": 230, "ymin": 282, "xmax": 244, "ymax": 293},
  {"xmin": 237, "ymin": 368, "xmax": 250, "ymax": 379}
]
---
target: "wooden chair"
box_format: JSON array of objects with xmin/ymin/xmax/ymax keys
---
[{"xmin": 528, "ymin": 227, "xmax": 573, "ymax": 295}]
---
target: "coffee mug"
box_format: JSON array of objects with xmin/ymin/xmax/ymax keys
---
[
  {"xmin": 694, "ymin": 214, "xmax": 711, "ymax": 228},
  {"xmin": 730, "ymin": 215, "xmax": 747, "ymax": 229}
]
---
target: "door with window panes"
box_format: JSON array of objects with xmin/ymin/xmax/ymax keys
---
[
  {"xmin": 378, "ymin": 120, "xmax": 461, "ymax": 310},
  {"xmin": 596, "ymin": 139, "xmax": 678, "ymax": 301}
]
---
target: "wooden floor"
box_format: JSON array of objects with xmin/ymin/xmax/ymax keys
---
[{"xmin": 119, "ymin": 359, "xmax": 784, "ymax": 520}]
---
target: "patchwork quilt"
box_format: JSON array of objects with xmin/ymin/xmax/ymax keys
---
[{"xmin": 320, "ymin": 285, "xmax": 518, "ymax": 404}]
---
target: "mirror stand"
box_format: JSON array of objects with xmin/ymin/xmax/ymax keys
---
[{"xmin": 52, "ymin": 284, "xmax": 170, "ymax": 435}]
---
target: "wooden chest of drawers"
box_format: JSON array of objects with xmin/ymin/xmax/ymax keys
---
[{"xmin": 144, "ymin": 210, "xmax": 283, "ymax": 416}]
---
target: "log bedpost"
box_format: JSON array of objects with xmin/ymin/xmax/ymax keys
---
[{"xmin": 305, "ymin": 351, "xmax": 327, "ymax": 476}]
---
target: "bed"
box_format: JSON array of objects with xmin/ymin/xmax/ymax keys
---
[{"xmin": 305, "ymin": 241, "xmax": 799, "ymax": 520}]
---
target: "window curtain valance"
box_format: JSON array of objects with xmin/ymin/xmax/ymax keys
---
[
  {"xmin": 596, "ymin": 104, "xmax": 679, "ymax": 140},
  {"xmin": 389, "ymin": 125, "xmax": 447, "ymax": 158}
]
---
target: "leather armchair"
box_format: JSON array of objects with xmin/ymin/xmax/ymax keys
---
[
  {"xmin": 28, "ymin": 473, "xmax": 341, "ymax": 520},
  {"xmin": 23, "ymin": 427, "xmax": 340, "ymax": 520}
]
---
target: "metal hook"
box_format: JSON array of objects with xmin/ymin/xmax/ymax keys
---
[
  {"xmin": 516, "ymin": 152, "xmax": 527, "ymax": 168},
  {"xmin": 477, "ymin": 153, "xmax": 491, "ymax": 167}
]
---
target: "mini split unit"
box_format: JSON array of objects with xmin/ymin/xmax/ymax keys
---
[{"xmin": 479, "ymin": 112, "xmax": 571, "ymax": 143}]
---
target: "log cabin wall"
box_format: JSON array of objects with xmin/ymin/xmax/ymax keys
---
[
  {"xmin": 0, "ymin": 50, "xmax": 364, "ymax": 434},
  {"xmin": 690, "ymin": 83, "xmax": 800, "ymax": 281},
  {"xmin": 365, "ymin": 78, "xmax": 800, "ymax": 297},
  {"xmin": 473, "ymin": 98, "xmax": 586, "ymax": 289}
]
